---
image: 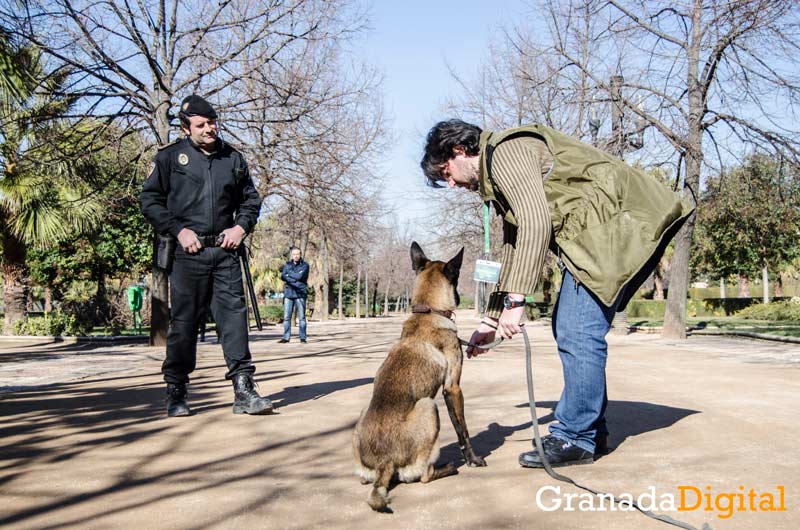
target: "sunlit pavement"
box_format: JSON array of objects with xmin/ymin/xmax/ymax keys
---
[{"xmin": 1, "ymin": 312, "xmax": 798, "ymax": 530}]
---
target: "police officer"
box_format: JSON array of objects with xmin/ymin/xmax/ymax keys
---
[{"xmin": 141, "ymin": 94, "xmax": 273, "ymax": 417}]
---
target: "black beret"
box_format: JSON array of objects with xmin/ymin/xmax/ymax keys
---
[{"xmin": 179, "ymin": 95, "xmax": 217, "ymax": 119}]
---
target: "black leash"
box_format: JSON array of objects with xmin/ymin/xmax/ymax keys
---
[{"xmin": 460, "ymin": 327, "xmax": 713, "ymax": 530}]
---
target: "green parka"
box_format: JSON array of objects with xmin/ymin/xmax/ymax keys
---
[{"xmin": 478, "ymin": 125, "xmax": 694, "ymax": 308}]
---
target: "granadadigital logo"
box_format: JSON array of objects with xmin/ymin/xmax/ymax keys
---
[{"xmin": 535, "ymin": 485, "xmax": 787, "ymax": 520}]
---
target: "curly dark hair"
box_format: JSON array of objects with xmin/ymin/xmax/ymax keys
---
[{"xmin": 420, "ymin": 119, "xmax": 483, "ymax": 187}]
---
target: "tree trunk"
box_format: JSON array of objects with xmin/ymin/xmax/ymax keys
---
[
  {"xmin": 320, "ymin": 237, "xmax": 330, "ymax": 321},
  {"xmin": 148, "ymin": 103, "xmax": 175, "ymax": 346},
  {"xmin": 775, "ymin": 274, "xmax": 783, "ymax": 297},
  {"xmin": 762, "ymin": 265, "xmax": 769, "ymax": 305},
  {"xmin": 719, "ymin": 277, "xmax": 726, "ymax": 299},
  {"xmin": 661, "ymin": 200, "xmax": 697, "ymax": 339},
  {"xmin": 662, "ymin": 2, "xmax": 703, "ymax": 341},
  {"xmin": 474, "ymin": 281, "xmax": 480, "ymax": 316},
  {"xmin": 338, "ymin": 264, "xmax": 344, "ymax": 319},
  {"xmin": 44, "ymin": 287, "xmax": 53, "ymax": 313},
  {"xmin": 653, "ymin": 266, "xmax": 665, "ymax": 300},
  {"xmin": 96, "ymin": 262, "xmax": 108, "ymax": 324},
  {"xmin": 371, "ymin": 281, "xmax": 378, "ymax": 318},
  {"xmin": 1, "ymin": 230, "xmax": 29, "ymax": 332},
  {"xmin": 149, "ymin": 234, "xmax": 170, "ymax": 346},
  {"xmin": 364, "ymin": 269, "xmax": 369, "ymax": 319},
  {"xmin": 737, "ymin": 274, "xmax": 750, "ymax": 298},
  {"xmin": 383, "ymin": 286, "xmax": 389, "ymax": 316},
  {"xmin": 355, "ymin": 268, "xmax": 361, "ymax": 318}
]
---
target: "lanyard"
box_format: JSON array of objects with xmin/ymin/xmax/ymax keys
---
[{"xmin": 483, "ymin": 202, "xmax": 491, "ymax": 257}]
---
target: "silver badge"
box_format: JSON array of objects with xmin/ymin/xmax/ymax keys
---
[{"xmin": 178, "ymin": 153, "xmax": 189, "ymax": 165}]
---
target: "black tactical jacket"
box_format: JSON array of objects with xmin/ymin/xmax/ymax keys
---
[{"xmin": 140, "ymin": 137, "xmax": 261, "ymax": 238}]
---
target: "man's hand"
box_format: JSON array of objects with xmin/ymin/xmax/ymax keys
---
[
  {"xmin": 497, "ymin": 304, "xmax": 525, "ymax": 339},
  {"xmin": 220, "ymin": 225, "xmax": 245, "ymax": 250},
  {"xmin": 177, "ymin": 228, "xmax": 202, "ymax": 254},
  {"xmin": 466, "ymin": 320, "xmax": 498, "ymax": 358}
]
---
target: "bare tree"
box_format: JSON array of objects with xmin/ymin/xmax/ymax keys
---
[
  {"xmin": 534, "ymin": 0, "xmax": 800, "ymax": 338},
  {"xmin": 443, "ymin": 0, "xmax": 800, "ymax": 337},
  {"xmin": 2, "ymin": 0, "xmax": 371, "ymax": 343}
]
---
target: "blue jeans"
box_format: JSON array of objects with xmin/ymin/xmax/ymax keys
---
[
  {"xmin": 283, "ymin": 297, "xmax": 307, "ymax": 341},
  {"xmin": 549, "ymin": 269, "xmax": 622, "ymax": 452}
]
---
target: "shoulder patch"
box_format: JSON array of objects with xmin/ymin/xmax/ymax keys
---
[{"xmin": 178, "ymin": 153, "xmax": 189, "ymax": 165}]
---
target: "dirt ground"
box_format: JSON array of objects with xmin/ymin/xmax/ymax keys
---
[{"xmin": 1, "ymin": 312, "xmax": 798, "ymax": 530}]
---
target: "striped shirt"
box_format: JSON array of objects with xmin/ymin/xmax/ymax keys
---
[{"xmin": 485, "ymin": 136, "xmax": 553, "ymax": 318}]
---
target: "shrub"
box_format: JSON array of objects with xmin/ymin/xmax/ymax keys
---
[
  {"xmin": 11, "ymin": 310, "xmax": 92, "ymax": 336},
  {"xmin": 735, "ymin": 300, "xmax": 800, "ymax": 321},
  {"xmin": 626, "ymin": 300, "xmax": 666, "ymax": 319},
  {"xmin": 260, "ymin": 305, "xmax": 284, "ymax": 323}
]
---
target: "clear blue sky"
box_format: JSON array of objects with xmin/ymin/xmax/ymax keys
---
[{"xmin": 359, "ymin": 1, "xmax": 520, "ymax": 239}]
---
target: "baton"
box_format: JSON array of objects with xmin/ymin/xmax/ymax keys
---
[{"xmin": 238, "ymin": 242, "xmax": 263, "ymax": 331}]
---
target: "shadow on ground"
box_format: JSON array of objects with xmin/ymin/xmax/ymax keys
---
[
  {"xmin": 511, "ymin": 400, "xmax": 701, "ymax": 454},
  {"xmin": 269, "ymin": 377, "xmax": 374, "ymax": 408},
  {"xmin": 0, "ymin": 368, "xmax": 359, "ymax": 530}
]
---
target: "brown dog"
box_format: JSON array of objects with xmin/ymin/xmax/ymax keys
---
[{"xmin": 352, "ymin": 242, "xmax": 486, "ymax": 512}]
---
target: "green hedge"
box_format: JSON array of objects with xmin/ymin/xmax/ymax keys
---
[
  {"xmin": 626, "ymin": 297, "xmax": 795, "ymax": 319},
  {"xmin": 626, "ymin": 300, "xmax": 667, "ymax": 318},
  {"xmin": 735, "ymin": 299, "xmax": 800, "ymax": 321},
  {"xmin": 258, "ymin": 305, "xmax": 285, "ymax": 323},
  {"xmin": 11, "ymin": 310, "xmax": 93, "ymax": 336}
]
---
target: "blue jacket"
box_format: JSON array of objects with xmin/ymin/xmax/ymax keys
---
[{"xmin": 281, "ymin": 259, "xmax": 309, "ymax": 299}]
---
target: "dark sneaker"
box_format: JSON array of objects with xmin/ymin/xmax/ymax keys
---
[
  {"xmin": 300, "ymin": 339, "xmax": 307, "ymax": 343},
  {"xmin": 166, "ymin": 383, "xmax": 192, "ymax": 417},
  {"xmin": 519, "ymin": 435, "xmax": 594, "ymax": 468},
  {"xmin": 278, "ymin": 339, "xmax": 289, "ymax": 343},
  {"xmin": 232, "ymin": 373, "xmax": 274, "ymax": 415}
]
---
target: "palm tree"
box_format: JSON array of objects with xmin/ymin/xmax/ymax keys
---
[
  {"xmin": 1, "ymin": 37, "xmax": 101, "ymax": 331},
  {"xmin": 0, "ymin": 26, "xmax": 26, "ymax": 101}
]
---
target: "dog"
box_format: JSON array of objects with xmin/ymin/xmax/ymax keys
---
[{"xmin": 352, "ymin": 242, "xmax": 486, "ymax": 512}]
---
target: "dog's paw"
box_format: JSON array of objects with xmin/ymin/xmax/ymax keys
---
[{"xmin": 467, "ymin": 456, "xmax": 487, "ymax": 467}]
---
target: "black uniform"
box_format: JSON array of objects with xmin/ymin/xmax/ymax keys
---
[{"xmin": 140, "ymin": 137, "xmax": 261, "ymax": 384}]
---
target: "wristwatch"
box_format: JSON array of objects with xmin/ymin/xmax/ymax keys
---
[{"xmin": 503, "ymin": 295, "xmax": 525, "ymax": 309}]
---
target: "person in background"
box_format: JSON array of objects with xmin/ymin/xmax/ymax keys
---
[{"xmin": 279, "ymin": 246, "xmax": 309, "ymax": 344}]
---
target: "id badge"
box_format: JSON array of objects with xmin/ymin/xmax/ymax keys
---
[{"xmin": 474, "ymin": 259, "xmax": 502, "ymax": 283}]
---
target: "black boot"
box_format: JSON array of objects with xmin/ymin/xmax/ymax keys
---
[
  {"xmin": 166, "ymin": 383, "xmax": 192, "ymax": 417},
  {"xmin": 232, "ymin": 373, "xmax": 274, "ymax": 415}
]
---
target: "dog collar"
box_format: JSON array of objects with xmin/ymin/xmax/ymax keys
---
[{"xmin": 411, "ymin": 304, "xmax": 454, "ymax": 320}]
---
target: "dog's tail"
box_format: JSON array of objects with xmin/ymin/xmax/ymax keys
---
[{"xmin": 367, "ymin": 463, "xmax": 394, "ymax": 512}]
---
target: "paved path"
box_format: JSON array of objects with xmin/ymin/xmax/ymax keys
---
[{"xmin": 1, "ymin": 313, "xmax": 798, "ymax": 530}]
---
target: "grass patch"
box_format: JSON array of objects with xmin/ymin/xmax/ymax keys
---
[{"xmin": 629, "ymin": 317, "xmax": 800, "ymax": 338}]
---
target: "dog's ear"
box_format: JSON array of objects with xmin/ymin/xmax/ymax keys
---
[
  {"xmin": 443, "ymin": 247, "xmax": 464, "ymax": 284},
  {"xmin": 410, "ymin": 241, "xmax": 428, "ymax": 273}
]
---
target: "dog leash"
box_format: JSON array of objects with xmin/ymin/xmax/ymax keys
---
[{"xmin": 460, "ymin": 327, "xmax": 712, "ymax": 530}]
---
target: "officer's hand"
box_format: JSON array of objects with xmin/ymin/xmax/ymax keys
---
[
  {"xmin": 178, "ymin": 228, "xmax": 202, "ymax": 254},
  {"xmin": 220, "ymin": 225, "xmax": 245, "ymax": 250},
  {"xmin": 497, "ymin": 305, "xmax": 524, "ymax": 339},
  {"xmin": 466, "ymin": 320, "xmax": 498, "ymax": 358}
]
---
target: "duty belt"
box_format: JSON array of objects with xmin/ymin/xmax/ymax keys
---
[{"xmin": 198, "ymin": 234, "xmax": 224, "ymax": 247}]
